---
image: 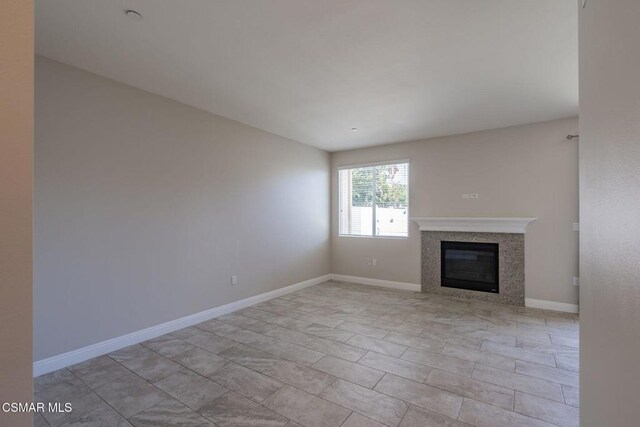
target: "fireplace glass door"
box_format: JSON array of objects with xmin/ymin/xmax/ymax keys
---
[{"xmin": 441, "ymin": 241, "xmax": 499, "ymax": 293}]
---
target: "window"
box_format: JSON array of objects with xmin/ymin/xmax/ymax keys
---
[{"xmin": 338, "ymin": 161, "xmax": 409, "ymax": 237}]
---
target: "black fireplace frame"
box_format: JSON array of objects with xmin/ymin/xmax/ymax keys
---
[{"xmin": 440, "ymin": 241, "xmax": 499, "ymax": 293}]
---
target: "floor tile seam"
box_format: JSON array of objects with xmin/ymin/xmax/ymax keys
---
[
  {"xmin": 314, "ymin": 353, "xmax": 389, "ymax": 387},
  {"xmin": 224, "ymin": 309, "xmax": 314, "ymax": 332},
  {"xmin": 105, "ymin": 343, "xmax": 241, "ymax": 412},
  {"xmin": 96, "ymin": 351, "xmax": 179, "ymax": 392},
  {"xmin": 35, "ymin": 413, "xmax": 52, "ymax": 427},
  {"xmin": 561, "ymin": 385, "xmax": 569, "ymax": 406},
  {"xmin": 510, "ymin": 365, "xmax": 578, "ymax": 387},
  {"xmin": 394, "ymin": 402, "xmax": 413, "ymax": 427},
  {"xmin": 205, "ymin": 369, "xmax": 287, "ymax": 407},
  {"xmin": 168, "ymin": 350, "xmax": 234, "ymax": 380},
  {"xmin": 357, "ymin": 350, "xmax": 432, "ymax": 382},
  {"xmin": 457, "ymin": 395, "xmax": 545, "ymax": 425},
  {"xmin": 39, "ymin": 367, "xmax": 127, "ymax": 427},
  {"xmin": 371, "ymin": 373, "xmax": 471, "ymax": 419},
  {"xmin": 68, "ymin": 368, "xmax": 127, "ymax": 416},
  {"xmin": 368, "ymin": 366, "xmax": 388, "ymax": 391},
  {"xmin": 319, "ymin": 376, "xmax": 410, "ymax": 427},
  {"xmin": 221, "ymin": 349, "xmax": 342, "ymax": 397},
  {"xmin": 469, "ymin": 362, "xmax": 558, "ymax": 391},
  {"xmin": 259, "ymin": 383, "xmax": 356, "ymax": 427},
  {"xmin": 123, "ymin": 397, "xmax": 193, "ymax": 424},
  {"xmin": 336, "ymin": 323, "xmax": 396, "ymax": 339},
  {"xmin": 460, "ymin": 389, "xmax": 576, "ymax": 427},
  {"xmin": 380, "ymin": 337, "xmax": 448, "ymax": 357},
  {"xmin": 422, "ymin": 369, "xmax": 518, "ymax": 409},
  {"xmin": 385, "ymin": 370, "xmax": 536, "ymax": 419},
  {"xmin": 194, "ymin": 389, "xmax": 296, "ymax": 427},
  {"xmin": 511, "ymin": 390, "xmax": 578, "ymax": 427},
  {"xmin": 476, "ymin": 343, "xmax": 557, "ymax": 367},
  {"xmin": 35, "ymin": 368, "xmax": 85, "ymax": 397},
  {"xmin": 303, "ymin": 337, "xmax": 375, "ymax": 362},
  {"xmin": 205, "ymin": 338, "xmax": 371, "ymax": 401},
  {"xmin": 196, "ymin": 323, "xmax": 328, "ymax": 365},
  {"xmin": 278, "ymin": 307, "xmax": 347, "ymax": 328},
  {"xmin": 218, "ymin": 311, "xmax": 356, "ymax": 344},
  {"xmin": 348, "ymin": 335, "xmax": 409, "ymax": 354},
  {"xmin": 515, "ymin": 358, "xmax": 579, "ymax": 373},
  {"xmin": 102, "ymin": 353, "xmax": 215, "ymax": 421},
  {"xmin": 50, "ymin": 362, "xmax": 162, "ymax": 426}
]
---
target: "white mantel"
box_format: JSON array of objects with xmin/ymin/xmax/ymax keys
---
[{"xmin": 412, "ymin": 217, "xmax": 537, "ymax": 234}]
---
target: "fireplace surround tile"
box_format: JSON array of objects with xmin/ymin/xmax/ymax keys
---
[{"xmin": 421, "ymin": 231, "xmax": 525, "ymax": 306}]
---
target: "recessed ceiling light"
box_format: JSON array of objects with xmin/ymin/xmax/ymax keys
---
[
  {"xmin": 351, "ymin": 128, "xmax": 358, "ymax": 132},
  {"xmin": 124, "ymin": 9, "xmax": 143, "ymax": 21}
]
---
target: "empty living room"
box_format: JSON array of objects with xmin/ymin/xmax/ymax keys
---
[{"xmin": 2, "ymin": 0, "xmax": 640, "ymax": 426}]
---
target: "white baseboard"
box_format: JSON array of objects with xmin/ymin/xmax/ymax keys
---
[
  {"xmin": 330, "ymin": 274, "xmax": 421, "ymax": 292},
  {"xmin": 33, "ymin": 274, "xmax": 332, "ymax": 377},
  {"xmin": 331, "ymin": 275, "xmax": 578, "ymax": 313},
  {"xmin": 525, "ymin": 298, "xmax": 579, "ymax": 314},
  {"xmin": 33, "ymin": 274, "xmax": 577, "ymax": 376}
]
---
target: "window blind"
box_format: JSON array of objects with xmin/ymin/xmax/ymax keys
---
[{"xmin": 338, "ymin": 161, "xmax": 409, "ymax": 237}]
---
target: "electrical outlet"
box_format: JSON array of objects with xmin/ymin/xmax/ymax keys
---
[
  {"xmin": 462, "ymin": 194, "xmax": 470, "ymax": 199},
  {"xmin": 469, "ymin": 193, "xmax": 479, "ymax": 199},
  {"xmin": 573, "ymin": 277, "xmax": 580, "ymax": 287},
  {"xmin": 367, "ymin": 258, "xmax": 372, "ymax": 266},
  {"xmin": 231, "ymin": 275, "xmax": 238, "ymax": 285},
  {"xmin": 372, "ymin": 258, "xmax": 377, "ymax": 266}
]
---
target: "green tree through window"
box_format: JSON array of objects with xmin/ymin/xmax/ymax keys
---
[
  {"xmin": 351, "ymin": 165, "xmax": 407, "ymax": 208},
  {"xmin": 375, "ymin": 164, "xmax": 408, "ymax": 208}
]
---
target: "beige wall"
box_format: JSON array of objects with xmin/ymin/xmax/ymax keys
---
[
  {"xmin": 34, "ymin": 57, "xmax": 330, "ymax": 360},
  {"xmin": 0, "ymin": 0, "xmax": 34, "ymax": 425},
  {"xmin": 579, "ymin": 0, "xmax": 640, "ymax": 424},
  {"xmin": 331, "ymin": 118, "xmax": 579, "ymax": 305}
]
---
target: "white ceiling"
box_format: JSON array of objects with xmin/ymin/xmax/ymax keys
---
[{"xmin": 36, "ymin": 0, "xmax": 578, "ymax": 152}]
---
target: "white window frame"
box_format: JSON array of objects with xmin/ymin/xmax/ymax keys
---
[{"xmin": 338, "ymin": 159, "xmax": 410, "ymax": 239}]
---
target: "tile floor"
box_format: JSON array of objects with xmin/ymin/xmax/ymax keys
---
[{"xmin": 34, "ymin": 281, "xmax": 579, "ymax": 427}]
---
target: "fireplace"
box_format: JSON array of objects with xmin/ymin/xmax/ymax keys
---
[
  {"xmin": 415, "ymin": 217, "xmax": 534, "ymax": 306},
  {"xmin": 441, "ymin": 241, "xmax": 499, "ymax": 293}
]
